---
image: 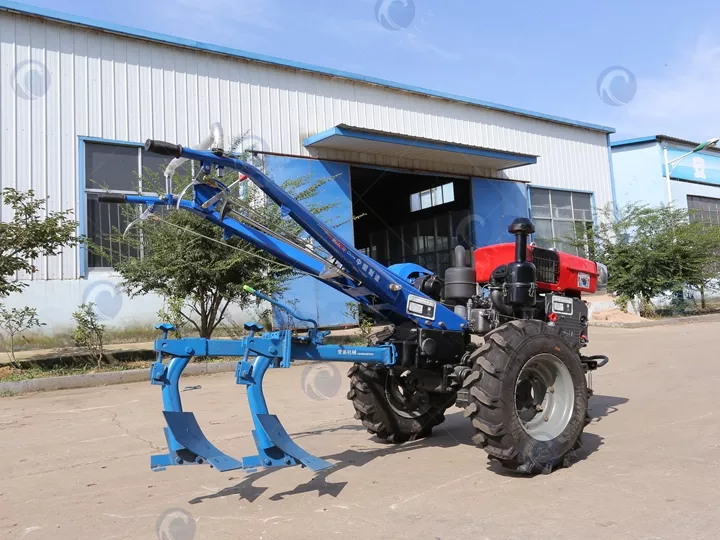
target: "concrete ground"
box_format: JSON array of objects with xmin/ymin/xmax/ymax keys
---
[{"xmin": 2, "ymin": 322, "xmax": 720, "ymax": 540}]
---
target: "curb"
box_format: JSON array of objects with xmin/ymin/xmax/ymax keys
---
[
  {"xmin": 0, "ymin": 361, "xmax": 237, "ymax": 397},
  {"xmin": 590, "ymin": 312, "xmax": 720, "ymax": 329},
  {"xmin": 0, "ymin": 349, "xmax": 155, "ymax": 369}
]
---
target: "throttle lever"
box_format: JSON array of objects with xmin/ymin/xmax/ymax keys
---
[
  {"xmin": 201, "ymin": 174, "xmax": 248, "ymax": 210},
  {"xmin": 123, "ymin": 204, "xmax": 159, "ymax": 238}
]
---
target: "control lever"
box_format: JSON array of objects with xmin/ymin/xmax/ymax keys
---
[
  {"xmin": 242, "ymin": 285, "xmax": 318, "ymax": 331},
  {"xmin": 243, "ymin": 285, "xmax": 328, "ymax": 345},
  {"xmin": 123, "ymin": 204, "xmax": 159, "ymax": 238},
  {"xmin": 201, "ymin": 174, "xmax": 248, "ymax": 210}
]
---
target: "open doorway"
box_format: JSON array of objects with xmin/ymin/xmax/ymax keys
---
[{"xmin": 351, "ymin": 167, "xmax": 474, "ymax": 276}]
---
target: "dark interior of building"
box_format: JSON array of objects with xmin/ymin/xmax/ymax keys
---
[{"xmin": 351, "ymin": 167, "xmax": 474, "ymax": 276}]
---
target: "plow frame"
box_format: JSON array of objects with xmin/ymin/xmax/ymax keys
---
[{"xmin": 148, "ymin": 323, "xmax": 396, "ymax": 474}]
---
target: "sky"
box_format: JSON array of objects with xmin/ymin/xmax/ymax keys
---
[{"xmin": 23, "ymin": 0, "xmax": 720, "ymax": 142}]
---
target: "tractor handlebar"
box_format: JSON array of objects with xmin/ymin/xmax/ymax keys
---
[
  {"xmin": 144, "ymin": 139, "xmax": 183, "ymax": 158},
  {"xmin": 97, "ymin": 193, "xmax": 128, "ymax": 203}
]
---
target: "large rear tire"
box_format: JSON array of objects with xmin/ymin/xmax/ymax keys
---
[
  {"xmin": 347, "ymin": 364, "xmax": 455, "ymax": 443},
  {"xmin": 463, "ymin": 319, "xmax": 589, "ymax": 473}
]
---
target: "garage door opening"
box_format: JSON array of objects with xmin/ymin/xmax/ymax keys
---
[{"xmin": 351, "ymin": 167, "xmax": 474, "ymax": 276}]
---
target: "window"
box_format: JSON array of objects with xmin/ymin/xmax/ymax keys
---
[
  {"xmin": 688, "ymin": 195, "xmax": 720, "ymax": 225},
  {"xmin": 365, "ymin": 210, "xmax": 470, "ymax": 275},
  {"xmin": 84, "ymin": 141, "xmax": 179, "ymax": 268},
  {"xmin": 410, "ymin": 182, "xmax": 455, "ymax": 212},
  {"xmin": 530, "ymin": 188, "xmax": 594, "ymax": 256}
]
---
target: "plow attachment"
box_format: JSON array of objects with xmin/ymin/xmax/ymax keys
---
[{"xmin": 148, "ymin": 310, "xmax": 395, "ymax": 475}]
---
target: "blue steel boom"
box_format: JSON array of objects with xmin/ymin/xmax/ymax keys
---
[{"xmin": 106, "ymin": 126, "xmax": 608, "ymax": 477}]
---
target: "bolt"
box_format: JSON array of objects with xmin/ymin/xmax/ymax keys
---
[
  {"xmin": 549, "ymin": 387, "xmax": 555, "ymax": 394},
  {"xmin": 543, "ymin": 415, "xmax": 549, "ymax": 422},
  {"xmin": 263, "ymin": 458, "xmax": 272, "ymax": 466},
  {"xmin": 284, "ymin": 458, "xmax": 292, "ymax": 465},
  {"xmin": 535, "ymin": 405, "xmax": 544, "ymax": 412},
  {"xmin": 175, "ymin": 457, "xmax": 184, "ymax": 465},
  {"xmin": 185, "ymin": 346, "xmax": 194, "ymax": 355},
  {"xmin": 268, "ymin": 346, "xmax": 277, "ymax": 355},
  {"xmin": 195, "ymin": 457, "xmax": 204, "ymax": 465}
]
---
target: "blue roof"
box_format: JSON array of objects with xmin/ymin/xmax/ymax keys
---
[
  {"xmin": 610, "ymin": 136, "xmax": 660, "ymax": 148},
  {"xmin": 611, "ymin": 135, "xmax": 720, "ymax": 150},
  {"xmin": 305, "ymin": 125, "xmax": 538, "ymax": 170},
  {"xmin": 0, "ymin": 0, "xmax": 615, "ymax": 134}
]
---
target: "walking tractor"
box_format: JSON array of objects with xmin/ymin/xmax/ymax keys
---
[{"xmin": 104, "ymin": 124, "xmax": 609, "ymax": 476}]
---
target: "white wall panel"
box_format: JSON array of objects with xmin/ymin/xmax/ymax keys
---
[{"xmin": 0, "ymin": 10, "xmax": 613, "ymax": 283}]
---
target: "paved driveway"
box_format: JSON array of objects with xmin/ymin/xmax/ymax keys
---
[{"xmin": 2, "ymin": 322, "xmax": 719, "ymax": 540}]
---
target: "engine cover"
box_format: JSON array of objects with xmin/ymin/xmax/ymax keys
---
[
  {"xmin": 545, "ymin": 293, "xmax": 589, "ymax": 347},
  {"xmin": 474, "ymin": 243, "xmax": 599, "ymax": 294}
]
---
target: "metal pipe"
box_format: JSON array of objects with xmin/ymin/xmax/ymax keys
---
[{"xmin": 663, "ymin": 146, "xmax": 673, "ymax": 205}]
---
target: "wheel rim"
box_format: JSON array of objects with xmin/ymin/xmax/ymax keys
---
[
  {"xmin": 515, "ymin": 353, "xmax": 574, "ymax": 441},
  {"xmin": 385, "ymin": 374, "xmax": 431, "ymax": 419}
]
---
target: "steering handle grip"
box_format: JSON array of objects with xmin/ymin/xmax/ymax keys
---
[
  {"xmin": 144, "ymin": 139, "xmax": 183, "ymax": 158},
  {"xmin": 97, "ymin": 193, "xmax": 128, "ymax": 203}
]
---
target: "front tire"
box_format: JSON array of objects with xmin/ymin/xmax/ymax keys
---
[
  {"xmin": 347, "ymin": 364, "xmax": 454, "ymax": 443},
  {"xmin": 463, "ymin": 320, "xmax": 588, "ymax": 473}
]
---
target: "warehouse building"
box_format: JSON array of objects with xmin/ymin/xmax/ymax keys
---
[
  {"xmin": 611, "ymin": 135, "xmax": 720, "ymax": 221},
  {"xmin": 0, "ymin": 1, "xmax": 616, "ymax": 329}
]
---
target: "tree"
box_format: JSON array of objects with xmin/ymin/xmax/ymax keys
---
[
  {"xmin": 0, "ymin": 189, "xmax": 77, "ymax": 357},
  {"xmin": 681, "ymin": 219, "xmax": 720, "ymax": 309},
  {"xmin": 0, "ymin": 306, "xmax": 44, "ymax": 366},
  {"xmin": 0, "ymin": 188, "xmax": 78, "ymax": 298},
  {"xmin": 590, "ymin": 204, "xmax": 720, "ymax": 315},
  {"xmin": 72, "ymin": 303, "xmax": 106, "ymax": 369},
  {"xmin": 94, "ymin": 137, "xmax": 343, "ymax": 339}
]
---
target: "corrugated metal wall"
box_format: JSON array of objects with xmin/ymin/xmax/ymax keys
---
[{"xmin": 0, "ymin": 10, "xmax": 613, "ymax": 281}]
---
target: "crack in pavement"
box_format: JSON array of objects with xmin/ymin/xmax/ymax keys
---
[{"xmin": 110, "ymin": 412, "xmax": 164, "ymax": 452}]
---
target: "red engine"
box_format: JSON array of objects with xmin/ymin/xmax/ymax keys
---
[{"xmin": 474, "ymin": 243, "xmax": 599, "ymax": 295}]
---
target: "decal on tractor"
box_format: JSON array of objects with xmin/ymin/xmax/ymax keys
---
[{"xmin": 406, "ymin": 294, "xmax": 437, "ymax": 320}]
